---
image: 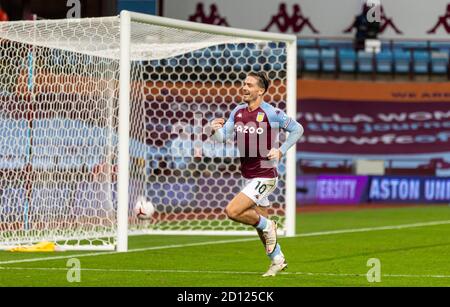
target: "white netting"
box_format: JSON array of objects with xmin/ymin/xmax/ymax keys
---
[
  {"xmin": 0, "ymin": 15, "xmax": 289, "ymax": 249},
  {"xmin": 0, "ymin": 17, "xmax": 260, "ymax": 61}
]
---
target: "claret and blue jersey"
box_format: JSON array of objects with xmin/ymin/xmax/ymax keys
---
[{"xmin": 212, "ymin": 102, "xmax": 303, "ymax": 179}]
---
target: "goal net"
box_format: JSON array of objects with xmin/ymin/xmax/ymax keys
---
[{"xmin": 0, "ymin": 12, "xmax": 297, "ymax": 251}]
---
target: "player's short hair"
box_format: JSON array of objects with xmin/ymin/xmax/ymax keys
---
[{"xmin": 248, "ymin": 71, "xmax": 269, "ymax": 94}]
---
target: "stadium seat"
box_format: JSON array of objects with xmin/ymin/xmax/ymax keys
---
[
  {"xmin": 221, "ymin": 44, "xmax": 236, "ymax": 50},
  {"xmin": 338, "ymin": 49, "xmax": 356, "ymax": 72},
  {"xmin": 149, "ymin": 59, "xmax": 159, "ymax": 66},
  {"xmin": 193, "ymin": 50, "xmax": 203, "ymax": 58},
  {"xmin": 380, "ymin": 40, "xmax": 392, "ymax": 51},
  {"xmin": 211, "ymin": 51, "xmax": 227, "ymax": 66},
  {"xmin": 318, "ymin": 39, "xmax": 331, "ymax": 48},
  {"xmin": 320, "ymin": 49, "xmax": 336, "ymax": 72},
  {"xmin": 393, "ymin": 50, "xmax": 411, "ymax": 73},
  {"xmin": 357, "ymin": 51, "xmax": 374, "ymax": 73},
  {"xmin": 320, "ymin": 39, "xmax": 353, "ymax": 49},
  {"xmin": 431, "ymin": 51, "xmax": 449, "ymax": 74},
  {"xmin": 429, "ymin": 41, "xmax": 450, "ymax": 51},
  {"xmin": 376, "ymin": 50, "xmax": 393, "ymax": 73},
  {"xmin": 231, "ymin": 50, "xmax": 242, "ymax": 59},
  {"xmin": 438, "ymin": 48, "xmax": 450, "ymax": 56},
  {"xmin": 294, "ymin": 39, "xmax": 448, "ymax": 77},
  {"xmin": 335, "ymin": 41, "xmax": 354, "ymax": 49},
  {"xmin": 268, "ymin": 42, "xmax": 278, "ymax": 49},
  {"xmin": 168, "ymin": 58, "xmax": 178, "ymax": 66},
  {"xmin": 413, "ymin": 51, "xmax": 430, "ymax": 74},
  {"xmin": 298, "ymin": 38, "xmax": 317, "ymax": 48},
  {"xmin": 241, "ymin": 48, "xmax": 253, "ymax": 57},
  {"xmin": 272, "ymin": 49, "xmax": 284, "ymax": 57},
  {"xmin": 300, "ymin": 48, "xmax": 320, "ymax": 71},
  {"xmin": 198, "ymin": 57, "xmax": 208, "ymax": 67},
  {"xmin": 393, "ymin": 41, "xmax": 428, "ymax": 50},
  {"xmin": 202, "ymin": 49, "xmax": 212, "ymax": 58}
]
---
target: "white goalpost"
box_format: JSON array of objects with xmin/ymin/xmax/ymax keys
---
[{"xmin": 0, "ymin": 11, "xmax": 297, "ymax": 252}]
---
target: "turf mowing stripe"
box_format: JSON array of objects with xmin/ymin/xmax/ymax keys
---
[
  {"xmin": 1, "ymin": 219, "xmax": 450, "ymax": 266},
  {"xmin": 1, "ymin": 266, "xmax": 450, "ymax": 279},
  {"xmin": 0, "ymin": 237, "xmax": 257, "ymax": 265},
  {"xmin": 297, "ymin": 220, "xmax": 450, "ymax": 237}
]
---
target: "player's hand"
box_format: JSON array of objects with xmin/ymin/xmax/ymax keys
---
[
  {"xmin": 267, "ymin": 148, "xmax": 282, "ymax": 161},
  {"xmin": 210, "ymin": 118, "xmax": 225, "ymax": 132}
]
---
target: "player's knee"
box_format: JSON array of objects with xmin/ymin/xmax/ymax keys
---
[{"xmin": 225, "ymin": 204, "xmax": 239, "ymax": 220}]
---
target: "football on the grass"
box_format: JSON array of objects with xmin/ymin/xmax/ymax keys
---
[{"xmin": 134, "ymin": 197, "xmax": 155, "ymax": 220}]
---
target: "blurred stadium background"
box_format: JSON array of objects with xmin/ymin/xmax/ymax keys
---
[
  {"xmin": 1, "ymin": 0, "xmax": 450, "ymax": 287},
  {"xmin": 2, "ymin": 0, "xmax": 450, "ymax": 210}
]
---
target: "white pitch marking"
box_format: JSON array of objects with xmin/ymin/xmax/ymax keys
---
[{"xmin": 1, "ymin": 266, "xmax": 450, "ymax": 279}]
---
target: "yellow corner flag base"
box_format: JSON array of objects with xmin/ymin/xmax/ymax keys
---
[{"xmin": 8, "ymin": 241, "xmax": 59, "ymax": 252}]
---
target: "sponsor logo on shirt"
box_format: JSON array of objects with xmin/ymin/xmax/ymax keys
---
[{"xmin": 235, "ymin": 125, "xmax": 264, "ymax": 135}]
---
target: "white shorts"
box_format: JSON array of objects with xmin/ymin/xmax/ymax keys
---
[{"xmin": 241, "ymin": 177, "xmax": 278, "ymax": 207}]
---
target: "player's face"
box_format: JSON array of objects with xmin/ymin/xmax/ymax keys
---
[{"xmin": 242, "ymin": 76, "xmax": 264, "ymax": 103}]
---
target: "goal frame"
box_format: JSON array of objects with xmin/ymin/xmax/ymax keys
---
[
  {"xmin": 116, "ymin": 11, "xmax": 297, "ymax": 252},
  {"xmin": 0, "ymin": 11, "xmax": 297, "ymax": 252}
]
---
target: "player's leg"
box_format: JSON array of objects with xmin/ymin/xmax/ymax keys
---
[
  {"xmin": 254, "ymin": 206, "xmax": 268, "ymax": 246},
  {"xmin": 225, "ymin": 192, "xmax": 261, "ymax": 225},
  {"xmin": 225, "ymin": 179, "xmax": 278, "ymax": 254},
  {"xmin": 225, "ymin": 177, "xmax": 276, "ymax": 226},
  {"xmin": 226, "ymin": 194, "xmax": 278, "ymax": 257},
  {"xmin": 225, "ymin": 179, "xmax": 287, "ymax": 277},
  {"xmin": 255, "ymin": 198, "xmax": 288, "ymax": 277},
  {"xmin": 225, "ymin": 188, "xmax": 277, "ymax": 254}
]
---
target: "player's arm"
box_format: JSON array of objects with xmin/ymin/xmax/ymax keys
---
[
  {"xmin": 279, "ymin": 112, "xmax": 304, "ymax": 155},
  {"xmin": 267, "ymin": 109, "xmax": 304, "ymax": 160},
  {"xmin": 209, "ymin": 106, "xmax": 240, "ymax": 142}
]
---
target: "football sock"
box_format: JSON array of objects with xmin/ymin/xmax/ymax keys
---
[
  {"xmin": 268, "ymin": 243, "xmax": 282, "ymax": 260},
  {"xmin": 254, "ymin": 215, "xmax": 268, "ymax": 231}
]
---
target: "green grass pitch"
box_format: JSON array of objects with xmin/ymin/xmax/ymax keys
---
[{"xmin": 1, "ymin": 205, "xmax": 450, "ymax": 287}]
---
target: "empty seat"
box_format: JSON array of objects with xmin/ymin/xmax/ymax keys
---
[
  {"xmin": 320, "ymin": 49, "xmax": 336, "ymax": 72},
  {"xmin": 212, "ymin": 51, "xmax": 224, "ymax": 63},
  {"xmin": 413, "ymin": 51, "xmax": 430, "ymax": 74},
  {"xmin": 376, "ymin": 50, "xmax": 393, "ymax": 73},
  {"xmin": 338, "ymin": 49, "xmax": 356, "ymax": 72},
  {"xmin": 438, "ymin": 48, "xmax": 450, "ymax": 56},
  {"xmin": 429, "ymin": 41, "xmax": 450, "ymax": 51},
  {"xmin": 231, "ymin": 50, "xmax": 242, "ymax": 58},
  {"xmin": 300, "ymin": 48, "xmax": 320, "ymax": 71},
  {"xmin": 241, "ymin": 48, "xmax": 253, "ymax": 57},
  {"xmin": 193, "ymin": 50, "xmax": 203, "ymax": 58},
  {"xmin": 202, "ymin": 49, "xmax": 212, "ymax": 58},
  {"xmin": 357, "ymin": 51, "xmax": 374, "ymax": 72},
  {"xmin": 393, "ymin": 41, "xmax": 428, "ymax": 50},
  {"xmin": 318, "ymin": 39, "xmax": 331, "ymax": 48},
  {"xmin": 318, "ymin": 39, "xmax": 353, "ymax": 49},
  {"xmin": 431, "ymin": 51, "xmax": 449, "ymax": 74},
  {"xmin": 393, "ymin": 50, "xmax": 411, "ymax": 73},
  {"xmin": 334, "ymin": 41, "xmax": 354, "ymax": 49},
  {"xmin": 252, "ymin": 64, "xmax": 262, "ymax": 71},
  {"xmin": 298, "ymin": 38, "xmax": 317, "ymax": 48},
  {"xmin": 380, "ymin": 40, "xmax": 392, "ymax": 51}
]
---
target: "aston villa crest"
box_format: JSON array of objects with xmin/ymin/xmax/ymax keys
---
[{"xmin": 256, "ymin": 112, "xmax": 265, "ymax": 122}]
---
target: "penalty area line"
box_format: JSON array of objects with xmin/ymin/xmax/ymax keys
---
[{"xmin": 1, "ymin": 219, "xmax": 450, "ymax": 265}]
